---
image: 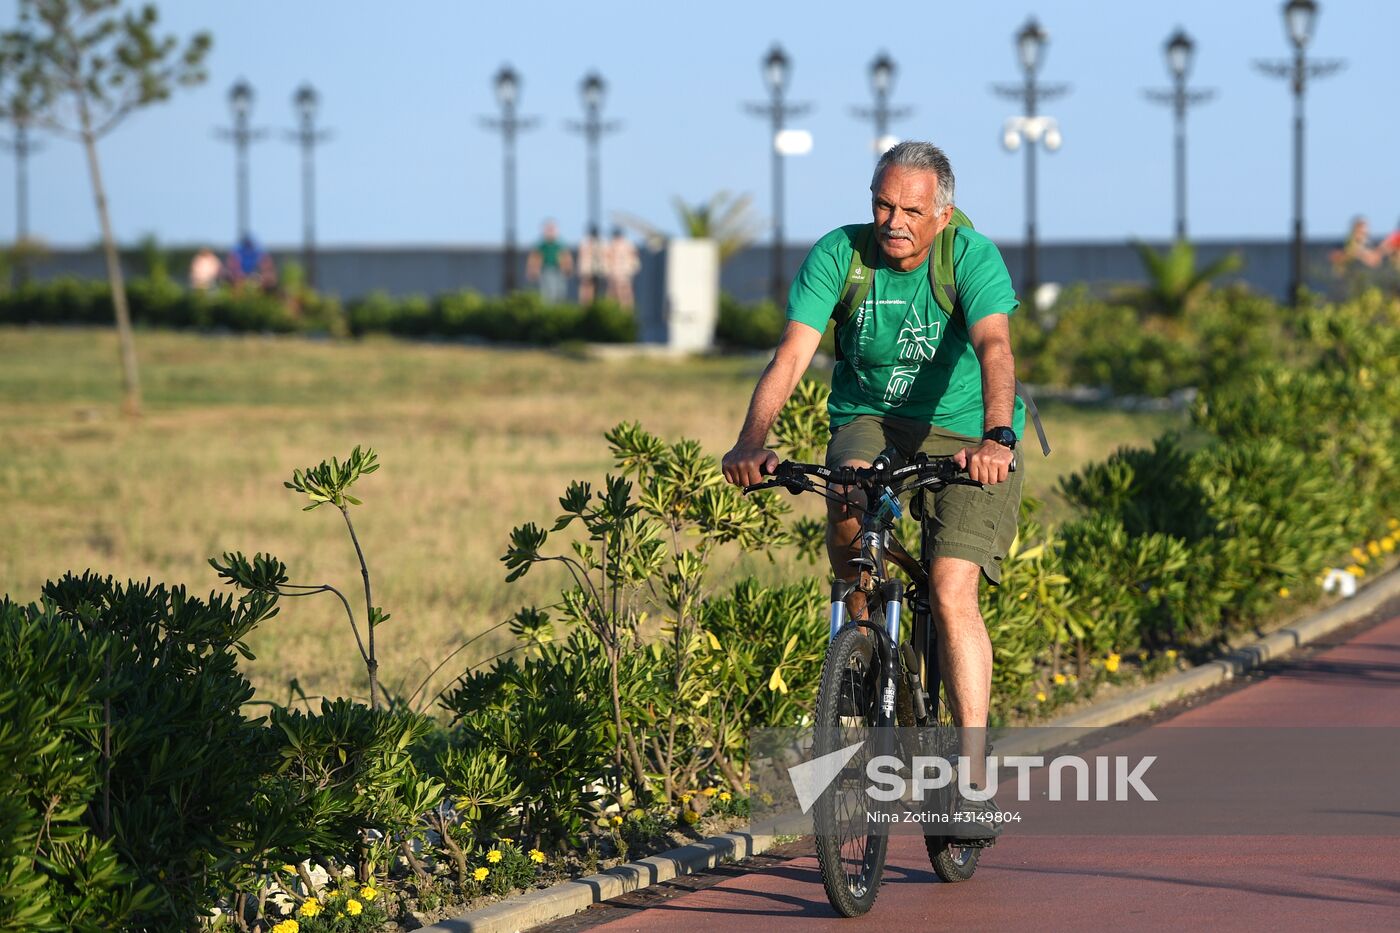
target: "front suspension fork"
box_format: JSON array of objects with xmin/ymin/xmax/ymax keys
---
[{"xmin": 828, "ymin": 579, "xmax": 905, "ymax": 728}]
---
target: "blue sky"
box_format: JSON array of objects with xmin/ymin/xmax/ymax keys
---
[{"xmin": 4, "ymin": 0, "xmax": 1396, "ymax": 249}]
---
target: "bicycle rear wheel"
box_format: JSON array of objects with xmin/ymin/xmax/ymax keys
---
[{"xmin": 813, "ymin": 624, "xmax": 888, "ymax": 917}]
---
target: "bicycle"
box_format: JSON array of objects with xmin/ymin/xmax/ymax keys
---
[{"xmin": 745, "ymin": 449, "xmax": 1004, "ymax": 916}]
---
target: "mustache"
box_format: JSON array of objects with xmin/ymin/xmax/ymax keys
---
[{"xmin": 880, "ymin": 226, "xmax": 913, "ymax": 240}]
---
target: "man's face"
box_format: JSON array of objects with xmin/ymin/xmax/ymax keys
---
[{"xmin": 871, "ymin": 166, "xmax": 954, "ymax": 270}]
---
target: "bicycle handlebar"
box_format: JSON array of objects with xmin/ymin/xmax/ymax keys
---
[{"xmin": 741, "ymin": 452, "xmax": 1014, "ymax": 497}]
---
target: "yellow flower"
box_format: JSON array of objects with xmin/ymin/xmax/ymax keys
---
[
  {"xmin": 345, "ymin": 899, "xmax": 362, "ymax": 917},
  {"xmin": 681, "ymin": 809, "xmax": 700, "ymax": 824},
  {"xmin": 1105, "ymin": 653, "xmax": 1121, "ymax": 674},
  {"xmin": 679, "ymin": 793, "xmax": 693, "ymax": 805},
  {"xmin": 1367, "ymin": 541, "xmax": 1382, "ymax": 557},
  {"xmin": 719, "ymin": 791, "xmax": 732, "ymax": 802},
  {"xmin": 1388, "ymin": 517, "xmax": 1399, "ymax": 530},
  {"xmin": 529, "ymin": 848, "xmax": 546, "ymax": 864},
  {"xmin": 474, "ymin": 866, "xmax": 490, "ymax": 882},
  {"xmin": 1382, "ymin": 537, "xmax": 1396, "ymax": 553},
  {"xmin": 486, "ymin": 849, "xmax": 503, "ymax": 864},
  {"xmin": 1035, "ymin": 691, "xmax": 1047, "ymax": 702},
  {"xmin": 1166, "ymin": 649, "xmax": 1178, "ymax": 661},
  {"xmin": 611, "ymin": 815, "xmax": 624, "ymax": 826},
  {"xmin": 272, "ymin": 922, "xmax": 299, "ymax": 933},
  {"xmin": 298, "ymin": 898, "xmax": 322, "ymax": 918},
  {"xmin": 703, "ymin": 787, "xmax": 719, "ymax": 797},
  {"xmin": 744, "ymin": 781, "xmax": 752, "ymax": 790},
  {"xmin": 1351, "ymin": 547, "xmax": 1369, "ymax": 565},
  {"xmin": 1052, "ymin": 673, "xmax": 1066, "ymax": 685},
  {"xmin": 1346, "ymin": 564, "xmax": 1366, "ymax": 578},
  {"xmin": 1278, "ymin": 587, "xmax": 1291, "ymax": 598},
  {"xmin": 360, "ymin": 886, "xmax": 378, "ymax": 902}
]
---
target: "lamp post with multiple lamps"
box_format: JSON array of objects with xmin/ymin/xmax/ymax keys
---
[
  {"xmin": 1, "ymin": 100, "xmax": 40, "ymax": 285},
  {"xmin": 481, "ymin": 65, "xmax": 538, "ymax": 294},
  {"xmin": 993, "ymin": 17, "xmax": 1069, "ymax": 309},
  {"xmin": 746, "ymin": 44, "xmax": 811, "ymax": 305},
  {"xmin": 216, "ymin": 80, "xmax": 267, "ymax": 241},
  {"xmin": 1254, "ymin": 0, "xmax": 1344, "ymax": 305},
  {"xmin": 851, "ymin": 51, "xmax": 911, "ymax": 159},
  {"xmin": 286, "ymin": 83, "xmax": 331, "ymax": 289},
  {"xmin": 567, "ymin": 71, "xmax": 621, "ymax": 234},
  {"xmin": 1144, "ymin": 29, "xmax": 1215, "ymax": 242}
]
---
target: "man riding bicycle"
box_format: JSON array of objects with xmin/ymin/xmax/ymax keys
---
[{"xmin": 721, "ymin": 141, "xmax": 1026, "ymax": 829}]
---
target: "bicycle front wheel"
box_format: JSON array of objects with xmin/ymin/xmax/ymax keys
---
[{"xmin": 813, "ymin": 624, "xmax": 888, "ymax": 917}]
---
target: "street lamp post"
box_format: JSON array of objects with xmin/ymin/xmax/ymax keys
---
[
  {"xmin": 216, "ymin": 80, "xmax": 267, "ymax": 241},
  {"xmin": 566, "ymin": 72, "xmax": 621, "ymax": 233},
  {"xmin": 993, "ymin": 18, "xmax": 1069, "ymax": 308},
  {"xmin": 851, "ymin": 51, "xmax": 911, "ymax": 158},
  {"xmin": 745, "ymin": 44, "xmax": 811, "ymax": 305},
  {"xmin": 287, "ymin": 84, "xmax": 331, "ymax": 289},
  {"xmin": 481, "ymin": 65, "xmax": 538, "ymax": 294},
  {"xmin": 1254, "ymin": 0, "xmax": 1343, "ymax": 305},
  {"xmin": 1, "ymin": 102, "xmax": 41, "ymax": 285},
  {"xmin": 1144, "ymin": 29, "xmax": 1215, "ymax": 241}
]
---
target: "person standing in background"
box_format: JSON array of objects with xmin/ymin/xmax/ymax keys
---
[
  {"xmin": 576, "ymin": 225, "xmax": 607, "ymax": 304},
  {"xmin": 527, "ymin": 220, "xmax": 573, "ymax": 304},
  {"xmin": 605, "ymin": 226, "xmax": 640, "ymax": 309},
  {"xmin": 189, "ymin": 247, "xmax": 222, "ymax": 291}
]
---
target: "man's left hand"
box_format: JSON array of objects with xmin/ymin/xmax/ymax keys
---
[{"xmin": 953, "ymin": 440, "xmax": 1014, "ymax": 485}]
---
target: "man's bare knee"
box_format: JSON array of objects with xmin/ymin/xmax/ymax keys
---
[{"xmin": 930, "ymin": 558, "xmax": 985, "ymax": 629}]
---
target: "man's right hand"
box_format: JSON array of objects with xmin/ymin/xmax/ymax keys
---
[{"xmin": 722, "ymin": 445, "xmax": 779, "ymax": 488}]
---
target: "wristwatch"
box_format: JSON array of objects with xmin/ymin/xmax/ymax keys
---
[{"xmin": 983, "ymin": 426, "xmax": 1017, "ymax": 449}]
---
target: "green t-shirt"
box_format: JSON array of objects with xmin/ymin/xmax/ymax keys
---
[
  {"xmin": 536, "ymin": 239, "xmax": 564, "ymax": 269},
  {"xmin": 786, "ymin": 224, "xmax": 1026, "ymax": 439}
]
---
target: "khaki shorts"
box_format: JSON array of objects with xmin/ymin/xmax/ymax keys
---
[{"xmin": 825, "ymin": 414, "xmax": 1024, "ymax": 584}]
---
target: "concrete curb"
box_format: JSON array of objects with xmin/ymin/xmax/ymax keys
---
[
  {"xmin": 424, "ymin": 568, "xmax": 1399, "ymax": 932},
  {"xmin": 420, "ymin": 831, "xmax": 772, "ymax": 933}
]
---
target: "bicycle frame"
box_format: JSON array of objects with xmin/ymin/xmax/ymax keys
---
[{"xmin": 825, "ymin": 484, "xmax": 939, "ymax": 728}]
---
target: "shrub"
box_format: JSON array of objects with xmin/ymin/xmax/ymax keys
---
[{"xmin": 0, "ymin": 573, "xmax": 283, "ymax": 929}]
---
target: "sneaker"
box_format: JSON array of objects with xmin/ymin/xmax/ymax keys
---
[{"xmin": 949, "ymin": 792, "xmax": 1003, "ymax": 845}]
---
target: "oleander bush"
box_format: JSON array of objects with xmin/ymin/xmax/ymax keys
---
[
  {"xmin": 1012, "ymin": 283, "xmax": 1291, "ymax": 397},
  {"xmin": 0, "ymin": 573, "xmax": 281, "ymax": 930}
]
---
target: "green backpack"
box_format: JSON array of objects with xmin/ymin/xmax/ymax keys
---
[{"xmin": 829, "ymin": 212, "xmax": 1051, "ymax": 456}]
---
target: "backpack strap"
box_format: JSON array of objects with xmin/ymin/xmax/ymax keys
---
[
  {"xmin": 931, "ymin": 207, "xmax": 972, "ymax": 321},
  {"xmin": 831, "ymin": 224, "xmax": 878, "ymax": 362},
  {"xmin": 1017, "ymin": 377, "xmax": 1052, "ymax": 456}
]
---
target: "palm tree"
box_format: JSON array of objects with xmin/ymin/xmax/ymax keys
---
[{"xmin": 614, "ymin": 191, "xmax": 764, "ymax": 264}]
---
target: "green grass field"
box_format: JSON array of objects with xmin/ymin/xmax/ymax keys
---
[{"xmin": 0, "ymin": 326, "xmax": 1183, "ymax": 707}]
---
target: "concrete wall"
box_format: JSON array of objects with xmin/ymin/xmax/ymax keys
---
[{"xmin": 15, "ymin": 237, "xmax": 1344, "ymax": 304}]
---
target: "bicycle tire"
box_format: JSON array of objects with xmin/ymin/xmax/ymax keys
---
[
  {"xmin": 813, "ymin": 624, "xmax": 889, "ymax": 917},
  {"xmin": 925, "ymin": 834, "xmax": 981, "ymax": 882}
]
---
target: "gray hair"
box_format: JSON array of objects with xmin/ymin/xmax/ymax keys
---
[{"xmin": 871, "ymin": 141, "xmax": 955, "ymax": 213}]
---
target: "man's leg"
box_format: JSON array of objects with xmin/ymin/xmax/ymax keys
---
[
  {"xmin": 825, "ymin": 460, "xmax": 871, "ymax": 620},
  {"xmin": 930, "ymin": 557, "xmax": 992, "ymax": 788}
]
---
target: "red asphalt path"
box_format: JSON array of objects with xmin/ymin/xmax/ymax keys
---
[{"xmin": 585, "ymin": 609, "xmax": 1400, "ymax": 932}]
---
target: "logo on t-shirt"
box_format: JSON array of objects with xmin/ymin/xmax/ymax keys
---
[{"xmin": 896, "ymin": 320, "xmax": 941, "ymax": 362}]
